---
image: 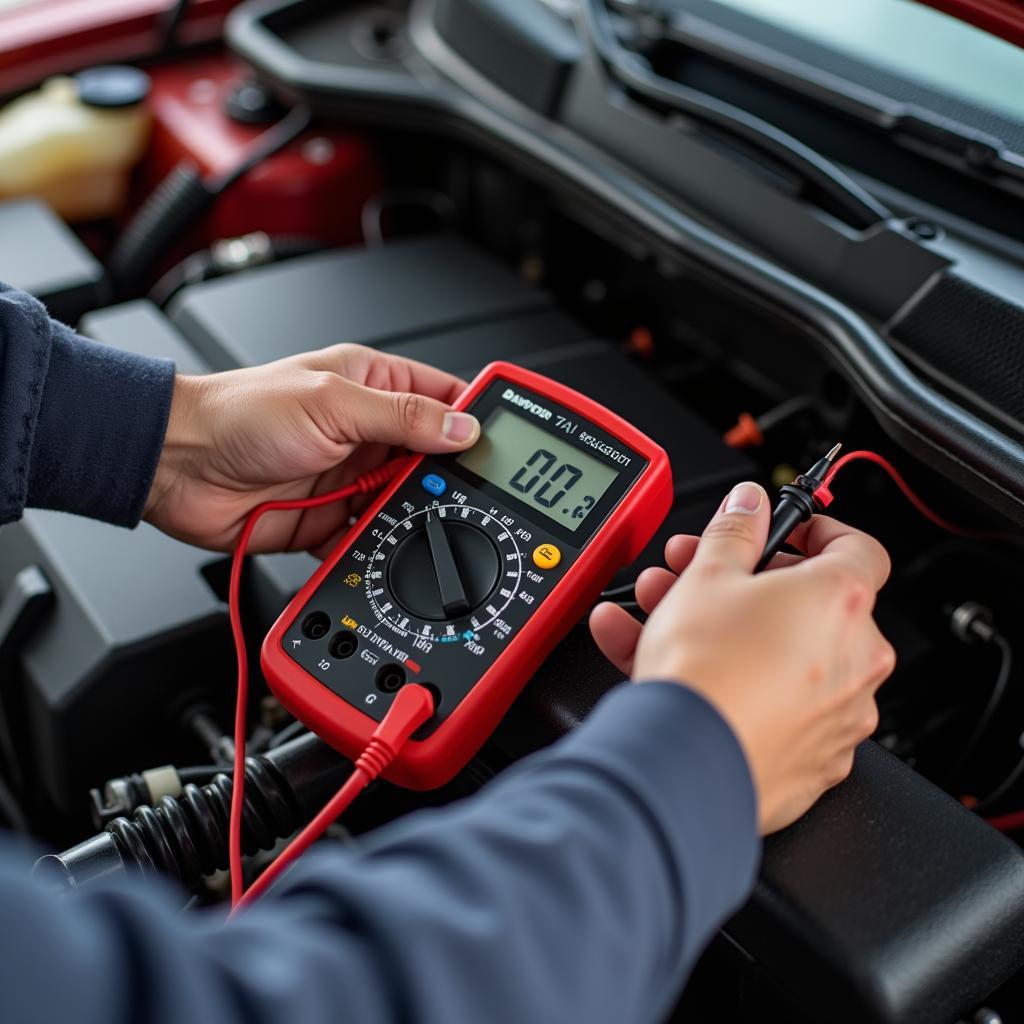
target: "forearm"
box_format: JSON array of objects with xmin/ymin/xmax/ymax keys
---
[
  {"xmin": 0, "ymin": 684, "xmax": 759, "ymax": 1024},
  {"xmin": 259, "ymin": 683, "xmax": 760, "ymax": 1024},
  {"xmin": 0, "ymin": 283, "xmax": 174, "ymax": 526}
]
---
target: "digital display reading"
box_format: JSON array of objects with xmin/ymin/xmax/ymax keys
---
[{"xmin": 458, "ymin": 407, "xmax": 619, "ymax": 530}]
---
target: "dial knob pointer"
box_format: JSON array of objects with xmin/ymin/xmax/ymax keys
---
[{"xmin": 424, "ymin": 511, "xmax": 471, "ymax": 618}]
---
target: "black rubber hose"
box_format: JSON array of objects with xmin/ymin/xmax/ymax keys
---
[
  {"xmin": 107, "ymin": 105, "xmax": 311, "ymax": 299},
  {"xmin": 157, "ymin": 0, "xmax": 190, "ymax": 55},
  {"xmin": 107, "ymin": 163, "xmax": 215, "ymax": 298},
  {"xmin": 35, "ymin": 733, "xmax": 349, "ymax": 893},
  {"xmin": 102, "ymin": 761, "xmax": 290, "ymax": 889}
]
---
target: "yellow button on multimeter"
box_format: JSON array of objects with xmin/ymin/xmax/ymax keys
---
[{"xmin": 533, "ymin": 543, "xmax": 562, "ymax": 570}]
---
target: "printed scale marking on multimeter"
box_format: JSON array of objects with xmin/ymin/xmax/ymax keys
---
[{"xmin": 263, "ymin": 362, "xmax": 673, "ymax": 789}]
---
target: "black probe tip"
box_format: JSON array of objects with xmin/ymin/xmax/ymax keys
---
[{"xmin": 754, "ymin": 442, "xmax": 843, "ymax": 573}]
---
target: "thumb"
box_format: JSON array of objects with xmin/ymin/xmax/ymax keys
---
[
  {"xmin": 338, "ymin": 381, "xmax": 480, "ymax": 453},
  {"xmin": 691, "ymin": 481, "xmax": 770, "ymax": 575}
]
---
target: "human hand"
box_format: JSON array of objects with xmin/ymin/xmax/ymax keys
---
[
  {"xmin": 589, "ymin": 481, "xmax": 895, "ymax": 835},
  {"xmin": 144, "ymin": 345, "xmax": 479, "ymax": 553}
]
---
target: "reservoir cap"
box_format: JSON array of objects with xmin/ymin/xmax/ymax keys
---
[{"xmin": 74, "ymin": 66, "xmax": 151, "ymax": 109}]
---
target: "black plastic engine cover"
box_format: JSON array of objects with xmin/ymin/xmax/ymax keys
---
[
  {"xmin": 503, "ymin": 636, "xmax": 1024, "ymax": 1024},
  {"xmin": 166, "ymin": 236, "xmax": 754, "ymax": 503},
  {"xmin": 732, "ymin": 740, "xmax": 1024, "ymax": 1024},
  {"xmin": 433, "ymin": 0, "xmax": 581, "ymax": 117},
  {"xmin": 0, "ymin": 199, "xmax": 107, "ymax": 322}
]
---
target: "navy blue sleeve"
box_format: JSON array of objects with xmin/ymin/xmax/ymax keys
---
[
  {"xmin": 2, "ymin": 683, "xmax": 759, "ymax": 1024},
  {"xmin": 0, "ymin": 284, "xmax": 174, "ymax": 526}
]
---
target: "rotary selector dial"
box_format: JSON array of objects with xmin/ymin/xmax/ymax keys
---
[{"xmin": 366, "ymin": 504, "xmax": 523, "ymax": 641}]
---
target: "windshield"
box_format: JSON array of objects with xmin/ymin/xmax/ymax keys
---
[{"xmin": 704, "ymin": 0, "xmax": 1024, "ymax": 124}]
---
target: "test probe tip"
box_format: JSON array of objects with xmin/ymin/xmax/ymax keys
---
[{"xmin": 825, "ymin": 442, "xmax": 843, "ymax": 462}]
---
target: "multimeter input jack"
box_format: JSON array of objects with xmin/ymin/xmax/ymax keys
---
[
  {"xmin": 301, "ymin": 611, "xmax": 331, "ymax": 640},
  {"xmin": 329, "ymin": 630, "xmax": 359, "ymax": 659},
  {"xmin": 376, "ymin": 663, "xmax": 407, "ymax": 693}
]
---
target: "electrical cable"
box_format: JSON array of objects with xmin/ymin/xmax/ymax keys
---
[
  {"xmin": 149, "ymin": 234, "xmax": 322, "ymax": 308},
  {"xmin": 267, "ymin": 719, "xmax": 309, "ymax": 749},
  {"xmin": 723, "ymin": 396, "xmax": 814, "ymax": 449},
  {"xmin": 983, "ymin": 774, "xmax": 1024, "ymax": 830},
  {"xmin": 157, "ymin": 0, "xmax": 189, "ymax": 54},
  {"xmin": 602, "ymin": 446, "xmax": 1008, "ymax": 612},
  {"xmin": 814, "ymin": 449, "xmax": 1004, "ymax": 542},
  {"xmin": 226, "ymin": 457, "xmax": 419, "ymax": 907},
  {"xmin": 951, "ymin": 633, "xmax": 1013, "ymax": 780},
  {"xmin": 208, "ymin": 105, "xmax": 312, "ymax": 193},
  {"xmin": 816, "ymin": 449, "xmax": 1024, "ymax": 829}
]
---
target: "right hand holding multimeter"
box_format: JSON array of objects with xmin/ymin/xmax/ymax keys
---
[{"xmin": 262, "ymin": 362, "xmax": 673, "ymax": 789}]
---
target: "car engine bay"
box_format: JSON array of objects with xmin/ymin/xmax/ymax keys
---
[{"xmin": 3, "ymin": 1, "xmax": 1024, "ymax": 1022}]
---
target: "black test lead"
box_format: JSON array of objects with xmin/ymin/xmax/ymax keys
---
[{"xmin": 755, "ymin": 443, "xmax": 842, "ymax": 573}]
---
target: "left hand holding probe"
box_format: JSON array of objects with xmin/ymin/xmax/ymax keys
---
[{"xmin": 590, "ymin": 480, "xmax": 895, "ymax": 835}]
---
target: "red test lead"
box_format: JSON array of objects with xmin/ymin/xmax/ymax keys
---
[
  {"xmin": 233, "ymin": 682, "xmax": 435, "ymax": 912},
  {"xmin": 227, "ymin": 457, "xmax": 412, "ymax": 908},
  {"xmin": 758, "ymin": 444, "xmax": 1001, "ymax": 575}
]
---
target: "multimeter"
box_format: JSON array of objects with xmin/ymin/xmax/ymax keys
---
[{"xmin": 262, "ymin": 362, "xmax": 673, "ymax": 789}]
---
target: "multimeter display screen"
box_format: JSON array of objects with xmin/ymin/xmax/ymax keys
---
[{"xmin": 458, "ymin": 407, "xmax": 620, "ymax": 530}]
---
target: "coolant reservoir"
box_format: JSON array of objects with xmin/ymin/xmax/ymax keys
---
[{"xmin": 0, "ymin": 66, "xmax": 151, "ymax": 221}]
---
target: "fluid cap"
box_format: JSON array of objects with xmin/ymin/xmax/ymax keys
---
[
  {"xmin": 223, "ymin": 80, "xmax": 285, "ymax": 125},
  {"xmin": 74, "ymin": 66, "xmax": 151, "ymax": 109}
]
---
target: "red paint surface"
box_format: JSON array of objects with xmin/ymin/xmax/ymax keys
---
[
  {"xmin": 918, "ymin": 0, "xmax": 1024, "ymax": 49},
  {"xmin": 142, "ymin": 54, "xmax": 380, "ymax": 254},
  {"xmin": 0, "ymin": 0, "xmax": 237, "ymax": 96}
]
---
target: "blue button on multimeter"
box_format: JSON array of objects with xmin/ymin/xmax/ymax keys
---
[{"xmin": 421, "ymin": 473, "xmax": 447, "ymax": 497}]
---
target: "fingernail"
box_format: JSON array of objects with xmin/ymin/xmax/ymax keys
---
[
  {"xmin": 725, "ymin": 481, "xmax": 762, "ymax": 515},
  {"xmin": 443, "ymin": 412, "xmax": 479, "ymax": 444}
]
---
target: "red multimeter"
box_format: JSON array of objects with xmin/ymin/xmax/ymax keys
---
[{"xmin": 262, "ymin": 362, "xmax": 673, "ymax": 789}]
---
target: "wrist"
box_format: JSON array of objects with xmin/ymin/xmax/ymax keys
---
[
  {"xmin": 636, "ymin": 671, "xmax": 762, "ymax": 820},
  {"xmin": 144, "ymin": 374, "xmax": 210, "ymax": 519}
]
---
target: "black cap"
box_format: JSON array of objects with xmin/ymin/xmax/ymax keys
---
[
  {"xmin": 223, "ymin": 80, "xmax": 285, "ymax": 125},
  {"xmin": 74, "ymin": 66, "xmax": 151, "ymax": 109}
]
